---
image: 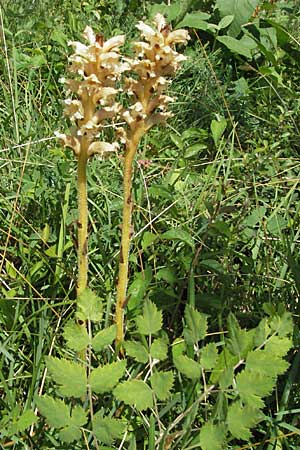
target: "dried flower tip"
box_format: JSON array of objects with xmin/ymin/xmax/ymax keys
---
[{"xmin": 88, "ymin": 141, "xmax": 119, "ymax": 157}]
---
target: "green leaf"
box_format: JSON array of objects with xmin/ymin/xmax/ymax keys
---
[
  {"xmin": 227, "ymin": 402, "xmax": 262, "ymax": 440},
  {"xmin": 199, "ymin": 422, "xmax": 226, "ymax": 450},
  {"xmin": 150, "ymin": 338, "xmax": 168, "ymax": 361},
  {"xmin": 217, "ymin": 35, "xmax": 256, "ymax": 58},
  {"xmin": 142, "ymin": 231, "xmax": 158, "ymax": 250},
  {"xmin": 150, "ymin": 371, "xmax": 174, "ymax": 401},
  {"xmin": 210, "ymin": 118, "xmax": 227, "ymax": 146},
  {"xmin": 63, "ymin": 321, "xmax": 90, "ymax": 352},
  {"xmin": 162, "ymin": 228, "xmax": 194, "ymax": 249},
  {"xmin": 59, "ymin": 425, "xmax": 82, "ymax": 443},
  {"xmin": 264, "ymin": 335, "xmax": 292, "ymax": 359},
  {"xmin": 177, "ymin": 11, "xmax": 211, "ymax": 29},
  {"xmin": 236, "ymin": 370, "xmax": 275, "ymax": 408},
  {"xmin": 219, "ymin": 367, "xmax": 234, "ymax": 390},
  {"xmin": 183, "ymin": 305, "xmax": 208, "ymax": 345},
  {"xmin": 184, "ymin": 143, "xmax": 207, "ymax": 159},
  {"xmin": 210, "ymin": 348, "xmax": 238, "ymax": 385},
  {"xmin": 59, "ymin": 406, "xmax": 87, "ymax": 443},
  {"xmin": 90, "ymin": 360, "xmax": 126, "ymax": 394},
  {"xmin": 174, "ymin": 354, "xmax": 201, "ymax": 380},
  {"xmin": 113, "ymin": 380, "xmax": 153, "ymax": 411},
  {"xmin": 10, "ymin": 410, "xmax": 37, "ymax": 434},
  {"xmin": 92, "ymin": 325, "xmax": 116, "ymax": 352},
  {"xmin": 93, "ymin": 413, "xmax": 126, "ymax": 445},
  {"xmin": 45, "ymin": 356, "xmax": 87, "ymax": 398},
  {"xmin": 227, "ymin": 314, "xmax": 254, "ymax": 358},
  {"xmin": 200, "ymin": 343, "xmax": 218, "ymax": 370},
  {"xmin": 218, "ymin": 15, "xmax": 234, "ymax": 30},
  {"xmin": 200, "ymin": 259, "xmax": 225, "ymax": 274},
  {"xmin": 170, "ymin": 132, "xmax": 184, "ymax": 150},
  {"xmin": 36, "ymin": 395, "xmax": 70, "ymax": 428},
  {"xmin": 76, "ymin": 288, "xmax": 103, "ymax": 322},
  {"xmin": 246, "ymin": 347, "xmax": 290, "ymax": 378},
  {"xmin": 269, "ymin": 311, "xmax": 293, "ymax": 337},
  {"xmin": 127, "ymin": 268, "xmax": 152, "ymax": 311},
  {"xmin": 124, "ymin": 340, "xmax": 148, "ymax": 363},
  {"xmin": 136, "ymin": 300, "xmax": 162, "ymax": 335},
  {"xmin": 216, "ymin": 0, "xmax": 259, "ymax": 37},
  {"xmin": 155, "ymin": 267, "xmax": 177, "ymax": 284}
]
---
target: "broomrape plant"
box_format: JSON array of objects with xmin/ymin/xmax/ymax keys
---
[{"xmin": 33, "ymin": 14, "xmax": 294, "ymax": 450}]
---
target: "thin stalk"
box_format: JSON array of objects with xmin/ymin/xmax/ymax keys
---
[
  {"xmin": 115, "ymin": 126, "xmax": 144, "ymax": 347},
  {"xmin": 77, "ymin": 144, "xmax": 89, "ymax": 298}
]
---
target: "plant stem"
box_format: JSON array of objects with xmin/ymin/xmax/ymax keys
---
[
  {"xmin": 115, "ymin": 126, "xmax": 144, "ymax": 347},
  {"xmin": 77, "ymin": 143, "xmax": 89, "ymax": 297}
]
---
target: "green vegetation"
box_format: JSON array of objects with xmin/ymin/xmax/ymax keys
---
[{"xmin": 0, "ymin": 0, "xmax": 300, "ymax": 449}]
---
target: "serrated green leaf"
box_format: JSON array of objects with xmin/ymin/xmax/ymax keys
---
[
  {"xmin": 200, "ymin": 343, "xmax": 218, "ymax": 370},
  {"xmin": 150, "ymin": 371, "xmax": 174, "ymax": 401},
  {"xmin": 162, "ymin": 228, "xmax": 194, "ymax": 249},
  {"xmin": 236, "ymin": 369, "xmax": 275, "ymax": 408},
  {"xmin": 174, "ymin": 354, "xmax": 201, "ymax": 380},
  {"xmin": 59, "ymin": 406, "xmax": 87, "ymax": 443},
  {"xmin": 227, "ymin": 403, "xmax": 262, "ymax": 440},
  {"xmin": 124, "ymin": 340, "xmax": 148, "ymax": 363},
  {"xmin": 246, "ymin": 347, "xmax": 290, "ymax": 378},
  {"xmin": 76, "ymin": 288, "xmax": 103, "ymax": 322},
  {"xmin": 63, "ymin": 321, "xmax": 90, "ymax": 352},
  {"xmin": 59, "ymin": 425, "xmax": 81, "ymax": 443},
  {"xmin": 92, "ymin": 325, "xmax": 116, "ymax": 352},
  {"xmin": 199, "ymin": 422, "xmax": 226, "ymax": 450},
  {"xmin": 264, "ymin": 335, "xmax": 292, "ymax": 359},
  {"xmin": 219, "ymin": 367, "xmax": 234, "ymax": 390},
  {"xmin": 136, "ymin": 300, "xmax": 162, "ymax": 335},
  {"xmin": 150, "ymin": 338, "xmax": 168, "ymax": 361},
  {"xmin": 210, "ymin": 348, "xmax": 238, "ymax": 385},
  {"xmin": 254, "ymin": 318, "xmax": 271, "ymax": 347},
  {"xmin": 171, "ymin": 338, "xmax": 186, "ymax": 359},
  {"xmin": 36, "ymin": 395, "xmax": 70, "ymax": 428},
  {"xmin": 10, "ymin": 410, "xmax": 37, "ymax": 434},
  {"xmin": 227, "ymin": 314, "xmax": 254, "ymax": 358},
  {"xmin": 183, "ymin": 305, "xmax": 208, "ymax": 345},
  {"xmin": 45, "ymin": 356, "xmax": 87, "ymax": 398},
  {"xmin": 113, "ymin": 380, "xmax": 153, "ymax": 411},
  {"xmin": 93, "ymin": 413, "xmax": 126, "ymax": 444},
  {"xmin": 269, "ymin": 312, "xmax": 293, "ymax": 337},
  {"xmin": 90, "ymin": 360, "xmax": 126, "ymax": 394}
]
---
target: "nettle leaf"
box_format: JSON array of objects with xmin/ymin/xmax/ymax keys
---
[
  {"xmin": 150, "ymin": 371, "xmax": 174, "ymax": 401},
  {"xmin": 227, "ymin": 314, "xmax": 254, "ymax": 358},
  {"xmin": 199, "ymin": 422, "xmax": 226, "ymax": 450},
  {"xmin": 227, "ymin": 402, "xmax": 262, "ymax": 440},
  {"xmin": 92, "ymin": 325, "xmax": 116, "ymax": 352},
  {"xmin": 113, "ymin": 380, "xmax": 153, "ymax": 411},
  {"xmin": 90, "ymin": 360, "xmax": 126, "ymax": 394},
  {"xmin": 124, "ymin": 341, "xmax": 148, "ymax": 363},
  {"xmin": 200, "ymin": 343, "xmax": 218, "ymax": 370},
  {"xmin": 236, "ymin": 370, "xmax": 275, "ymax": 409},
  {"xmin": 150, "ymin": 338, "xmax": 168, "ymax": 361},
  {"xmin": 174, "ymin": 354, "xmax": 201, "ymax": 380},
  {"xmin": 184, "ymin": 305, "xmax": 207, "ymax": 345},
  {"xmin": 63, "ymin": 321, "xmax": 90, "ymax": 352},
  {"xmin": 76, "ymin": 288, "xmax": 103, "ymax": 322},
  {"xmin": 36, "ymin": 395, "xmax": 70, "ymax": 428},
  {"xmin": 93, "ymin": 413, "xmax": 126, "ymax": 445},
  {"xmin": 45, "ymin": 356, "xmax": 87, "ymax": 398},
  {"xmin": 136, "ymin": 300, "xmax": 162, "ymax": 335}
]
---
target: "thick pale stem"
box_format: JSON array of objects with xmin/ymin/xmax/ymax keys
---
[
  {"xmin": 77, "ymin": 143, "xmax": 89, "ymax": 297},
  {"xmin": 115, "ymin": 126, "xmax": 144, "ymax": 347}
]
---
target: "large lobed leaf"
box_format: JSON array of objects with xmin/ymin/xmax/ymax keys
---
[{"xmin": 45, "ymin": 356, "xmax": 87, "ymax": 398}]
